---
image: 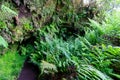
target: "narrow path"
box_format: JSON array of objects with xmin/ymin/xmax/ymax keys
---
[{"xmin": 17, "ymin": 59, "xmax": 39, "ymax": 80}]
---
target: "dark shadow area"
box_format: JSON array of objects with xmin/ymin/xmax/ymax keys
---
[{"xmin": 17, "ymin": 58, "xmax": 39, "ymax": 80}]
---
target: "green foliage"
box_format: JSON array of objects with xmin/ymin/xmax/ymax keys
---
[
  {"xmin": 0, "ymin": 36, "xmax": 8, "ymax": 48},
  {"xmin": 3, "ymin": 1, "xmax": 18, "ymax": 11},
  {"xmin": 77, "ymin": 65, "xmax": 112, "ymax": 80},
  {"xmin": 20, "ymin": 18, "xmax": 33, "ymax": 31},
  {"xmin": 83, "ymin": 44, "xmax": 120, "ymax": 74},
  {"xmin": 85, "ymin": 19, "xmax": 105, "ymax": 45},
  {"xmin": 85, "ymin": 11, "xmax": 120, "ymax": 45},
  {"xmin": 1, "ymin": 0, "xmax": 119, "ymax": 80},
  {"xmin": 23, "ymin": 23, "xmax": 33, "ymax": 31},
  {"xmin": 0, "ymin": 5, "xmax": 18, "ymax": 20},
  {"xmin": 0, "ymin": 49, "xmax": 26, "ymax": 80},
  {"xmin": 25, "ymin": 24, "xmax": 117, "ymax": 80},
  {"xmin": 40, "ymin": 60, "xmax": 58, "ymax": 75},
  {"xmin": 103, "ymin": 11, "xmax": 120, "ymax": 38},
  {"xmin": 0, "ymin": 21, "xmax": 7, "ymax": 29},
  {"xmin": 19, "ymin": 43, "xmax": 35, "ymax": 56},
  {"xmin": 85, "ymin": 29, "xmax": 102, "ymax": 45}
]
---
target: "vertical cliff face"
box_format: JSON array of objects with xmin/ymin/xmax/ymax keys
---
[{"xmin": 0, "ymin": 0, "xmax": 98, "ymax": 43}]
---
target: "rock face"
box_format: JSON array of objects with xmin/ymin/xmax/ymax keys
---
[{"xmin": 0, "ymin": 0, "xmax": 98, "ymax": 43}]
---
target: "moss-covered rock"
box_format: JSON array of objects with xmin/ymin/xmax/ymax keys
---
[{"xmin": 0, "ymin": 0, "xmax": 98, "ymax": 43}]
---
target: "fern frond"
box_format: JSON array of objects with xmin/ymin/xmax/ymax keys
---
[
  {"xmin": 0, "ymin": 5, "xmax": 18, "ymax": 20},
  {"xmin": 40, "ymin": 60, "xmax": 58, "ymax": 75},
  {"xmin": 78, "ymin": 65, "xmax": 112, "ymax": 80},
  {"xmin": 0, "ymin": 36, "xmax": 8, "ymax": 48}
]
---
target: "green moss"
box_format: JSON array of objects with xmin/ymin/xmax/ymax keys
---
[{"xmin": 0, "ymin": 49, "xmax": 26, "ymax": 80}]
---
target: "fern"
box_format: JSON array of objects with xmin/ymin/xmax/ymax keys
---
[
  {"xmin": 0, "ymin": 5, "xmax": 18, "ymax": 20},
  {"xmin": 110, "ymin": 73, "xmax": 120, "ymax": 79},
  {"xmin": 0, "ymin": 36, "xmax": 8, "ymax": 48},
  {"xmin": 87, "ymin": 11, "xmax": 120, "ymax": 45},
  {"xmin": 78, "ymin": 65, "xmax": 112, "ymax": 80},
  {"xmin": 40, "ymin": 60, "xmax": 58, "ymax": 75}
]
